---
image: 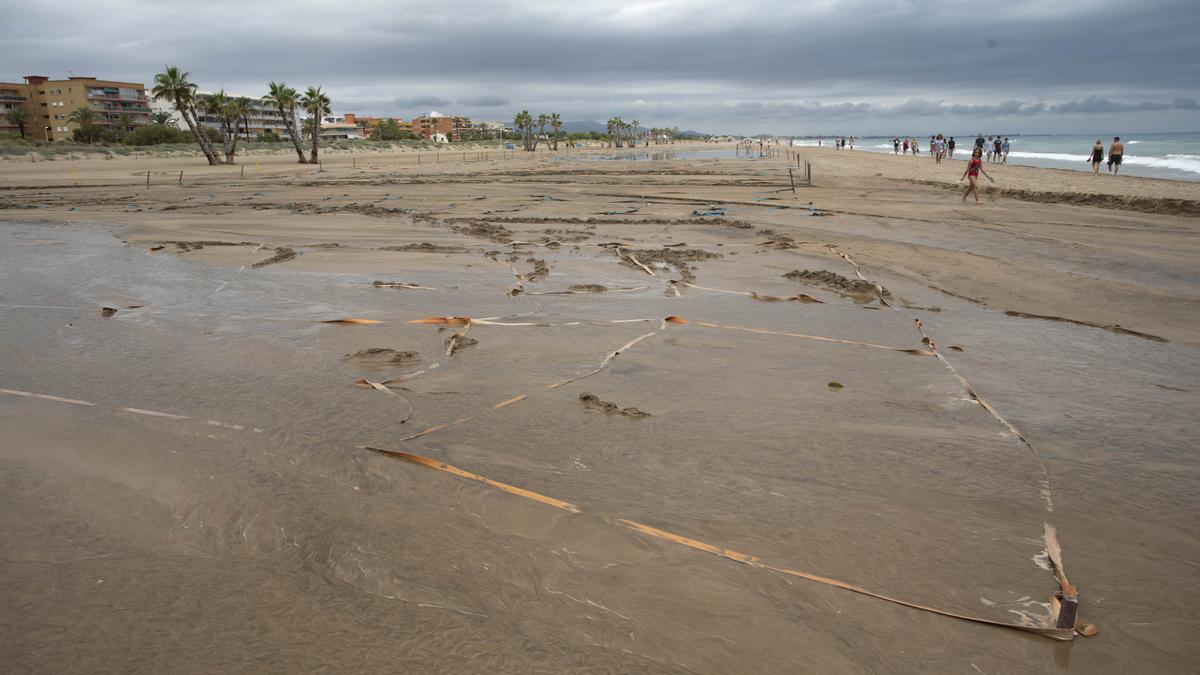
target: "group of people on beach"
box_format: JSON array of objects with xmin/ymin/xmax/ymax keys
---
[
  {"xmin": 833, "ymin": 136, "xmax": 855, "ymax": 150},
  {"xmin": 1089, "ymin": 137, "xmax": 1125, "ymax": 175},
  {"xmin": 892, "ymin": 135, "xmax": 955, "ymax": 163},
  {"xmin": 973, "ymin": 134, "xmax": 1011, "ymax": 163}
]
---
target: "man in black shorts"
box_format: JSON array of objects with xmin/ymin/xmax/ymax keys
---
[
  {"xmin": 1108, "ymin": 136, "xmax": 1124, "ymax": 175},
  {"xmin": 948, "ymin": 137, "xmax": 956, "ymax": 158}
]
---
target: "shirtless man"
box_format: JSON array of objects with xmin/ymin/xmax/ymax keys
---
[{"xmin": 1107, "ymin": 136, "xmax": 1124, "ymax": 175}]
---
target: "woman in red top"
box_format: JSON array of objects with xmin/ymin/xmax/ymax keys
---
[{"xmin": 959, "ymin": 147, "xmax": 990, "ymax": 203}]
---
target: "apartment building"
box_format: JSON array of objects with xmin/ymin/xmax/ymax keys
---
[
  {"xmin": 0, "ymin": 75, "xmax": 150, "ymax": 141},
  {"xmin": 410, "ymin": 112, "xmax": 473, "ymax": 142},
  {"xmin": 191, "ymin": 92, "xmax": 292, "ymax": 140},
  {"xmin": 353, "ymin": 116, "xmax": 411, "ymax": 140},
  {"xmin": 317, "ymin": 113, "xmax": 366, "ymax": 140}
]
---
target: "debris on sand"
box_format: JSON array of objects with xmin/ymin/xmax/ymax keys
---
[
  {"xmin": 170, "ymin": 240, "xmax": 259, "ymax": 252},
  {"xmin": 1003, "ymin": 310, "xmax": 1168, "ymax": 342},
  {"xmin": 755, "ymin": 229, "xmax": 800, "ymax": 249},
  {"xmin": 579, "ymin": 393, "xmax": 650, "ymax": 418},
  {"xmin": 618, "ymin": 247, "xmax": 721, "ymax": 283},
  {"xmin": 568, "ymin": 284, "xmax": 608, "ymax": 293},
  {"xmin": 377, "ymin": 242, "xmax": 465, "ymax": 252},
  {"xmin": 372, "ymin": 280, "xmax": 439, "ymax": 290},
  {"xmin": 525, "ymin": 258, "xmax": 550, "ymax": 283},
  {"xmin": 252, "ymin": 247, "xmax": 297, "ymax": 268},
  {"xmin": 100, "ymin": 307, "xmax": 117, "ymax": 317},
  {"xmin": 827, "ymin": 381, "xmax": 844, "ymax": 390},
  {"xmin": 344, "ymin": 347, "xmax": 420, "ymax": 364},
  {"xmin": 444, "ymin": 333, "xmax": 478, "ymax": 356},
  {"xmin": 451, "ymin": 220, "xmax": 515, "ymax": 243},
  {"xmin": 783, "ymin": 269, "xmax": 889, "ymax": 303}
]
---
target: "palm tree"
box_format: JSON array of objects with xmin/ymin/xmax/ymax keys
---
[
  {"xmin": 152, "ymin": 66, "xmax": 223, "ymax": 164},
  {"xmin": 631, "ymin": 119, "xmax": 640, "ymax": 147},
  {"xmin": 300, "ymin": 86, "xmax": 330, "ymax": 163},
  {"xmin": 264, "ymin": 81, "xmax": 307, "ymax": 163},
  {"xmin": 150, "ymin": 110, "xmax": 176, "ymax": 126},
  {"xmin": 225, "ymin": 96, "xmax": 250, "ymax": 161},
  {"xmin": 66, "ymin": 106, "xmax": 100, "ymax": 144},
  {"xmin": 513, "ymin": 110, "xmax": 532, "ymax": 151},
  {"xmin": 536, "ymin": 114, "xmax": 548, "ymax": 151},
  {"xmin": 549, "ymin": 113, "xmax": 562, "ymax": 150},
  {"xmin": 116, "ymin": 113, "xmax": 135, "ymax": 137},
  {"xmin": 5, "ymin": 106, "xmax": 29, "ymax": 138}
]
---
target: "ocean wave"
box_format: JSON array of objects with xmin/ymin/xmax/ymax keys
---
[
  {"xmin": 1122, "ymin": 154, "xmax": 1200, "ymax": 174},
  {"xmin": 1002, "ymin": 150, "xmax": 1200, "ymax": 175}
]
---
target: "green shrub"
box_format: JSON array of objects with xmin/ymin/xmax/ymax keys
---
[{"xmin": 123, "ymin": 124, "xmax": 195, "ymax": 145}]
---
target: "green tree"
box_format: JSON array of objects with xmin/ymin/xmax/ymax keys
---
[
  {"xmin": 66, "ymin": 106, "xmax": 100, "ymax": 144},
  {"xmin": 5, "ymin": 106, "xmax": 29, "ymax": 138},
  {"xmin": 300, "ymin": 86, "xmax": 330, "ymax": 163},
  {"xmin": 263, "ymin": 81, "xmax": 307, "ymax": 163},
  {"xmin": 152, "ymin": 65, "xmax": 223, "ymax": 164},
  {"xmin": 115, "ymin": 113, "xmax": 135, "ymax": 137},
  {"xmin": 150, "ymin": 110, "xmax": 176, "ymax": 126}
]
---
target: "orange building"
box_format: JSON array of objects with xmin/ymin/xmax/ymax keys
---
[
  {"xmin": 410, "ymin": 114, "xmax": 473, "ymax": 141},
  {"xmin": 1, "ymin": 75, "xmax": 150, "ymax": 141}
]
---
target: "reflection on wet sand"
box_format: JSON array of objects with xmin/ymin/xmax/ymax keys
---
[{"xmin": 1, "ymin": 145, "xmax": 1198, "ymax": 673}]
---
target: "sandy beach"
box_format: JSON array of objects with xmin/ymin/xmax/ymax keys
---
[{"xmin": 2, "ymin": 143, "xmax": 1198, "ymax": 672}]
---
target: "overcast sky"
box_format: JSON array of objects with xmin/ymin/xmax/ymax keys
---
[{"xmin": 3, "ymin": 0, "xmax": 1198, "ymax": 134}]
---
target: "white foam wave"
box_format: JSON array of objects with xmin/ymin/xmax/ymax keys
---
[{"xmin": 1003, "ymin": 150, "xmax": 1200, "ymax": 175}]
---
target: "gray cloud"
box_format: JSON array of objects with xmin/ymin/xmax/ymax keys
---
[
  {"xmin": 457, "ymin": 95, "xmax": 510, "ymax": 107},
  {"xmin": 2, "ymin": 0, "xmax": 1197, "ymax": 134},
  {"xmin": 391, "ymin": 95, "xmax": 452, "ymax": 108}
]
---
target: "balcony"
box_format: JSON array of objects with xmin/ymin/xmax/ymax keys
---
[{"xmin": 87, "ymin": 94, "xmax": 148, "ymax": 103}]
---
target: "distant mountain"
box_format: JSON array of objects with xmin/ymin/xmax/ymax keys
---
[{"xmin": 561, "ymin": 120, "xmax": 609, "ymax": 134}]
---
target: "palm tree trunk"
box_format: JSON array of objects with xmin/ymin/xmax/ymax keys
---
[
  {"xmin": 178, "ymin": 101, "xmax": 222, "ymax": 165},
  {"xmin": 280, "ymin": 106, "xmax": 308, "ymax": 163},
  {"xmin": 226, "ymin": 119, "xmax": 242, "ymax": 163},
  {"xmin": 310, "ymin": 119, "xmax": 321, "ymax": 163}
]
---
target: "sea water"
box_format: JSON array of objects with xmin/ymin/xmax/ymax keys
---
[{"xmin": 843, "ymin": 132, "xmax": 1200, "ymax": 181}]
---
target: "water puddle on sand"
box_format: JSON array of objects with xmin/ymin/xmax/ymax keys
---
[{"xmin": 1, "ymin": 221, "xmax": 1198, "ymax": 673}]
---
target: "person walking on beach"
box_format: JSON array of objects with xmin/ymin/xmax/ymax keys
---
[
  {"xmin": 934, "ymin": 134, "xmax": 946, "ymax": 164},
  {"xmin": 1108, "ymin": 136, "xmax": 1124, "ymax": 175},
  {"xmin": 993, "ymin": 137, "xmax": 1002, "ymax": 163},
  {"xmin": 1001, "ymin": 137, "xmax": 1010, "ymax": 163},
  {"xmin": 912, "ymin": 138, "xmax": 920, "ymax": 155},
  {"xmin": 960, "ymin": 147, "xmax": 990, "ymax": 203},
  {"xmin": 975, "ymin": 132, "xmax": 986, "ymax": 153},
  {"xmin": 1089, "ymin": 139, "xmax": 1105, "ymax": 174},
  {"xmin": 893, "ymin": 137, "xmax": 900, "ymax": 154},
  {"xmin": 903, "ymin": 138, "xmax": 909, "ymax": 154},
  {"xmin": 985, "ymin": 136, "xmax": 994, "ymax": 162},
  {"xmin": 930, "ymin": 136, "xmax": 937, "ymax": 161},
  {"xmin": 948, "ymin": 136, "xmax": 956, "ymax": 158}
]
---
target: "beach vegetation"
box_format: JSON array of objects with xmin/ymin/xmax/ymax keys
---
[
  {"xmin": 122, "ymin": 124, "xmax": 195, "ymax": 145},
  {"xmin": 6, "ymin": 106, "xmax": 29, "ymax": 139}
]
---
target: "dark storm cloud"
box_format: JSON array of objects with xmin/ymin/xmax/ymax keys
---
[{"xmin": 2, "ymin": 0, "xmax": 1197, "ymax": 133}]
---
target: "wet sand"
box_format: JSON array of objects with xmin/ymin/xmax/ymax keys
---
[{"xmin": 1, "ymin": 144, "xmax": 1198, "ymax": 673}]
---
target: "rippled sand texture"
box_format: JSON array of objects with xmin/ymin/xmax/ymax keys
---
[{"xmin": 1, "ymin": 145, "xmax": 1198, "ymax": 673}]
